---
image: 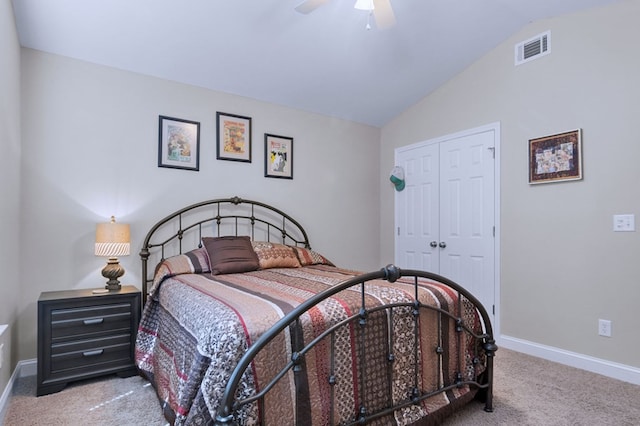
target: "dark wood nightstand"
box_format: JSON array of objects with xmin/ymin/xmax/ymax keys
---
[{"xmin": 37, "ymin": 285, "xmax": 141, "ymax": 396}]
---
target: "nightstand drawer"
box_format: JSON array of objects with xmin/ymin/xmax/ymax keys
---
[
  {"xmin": 51, "ymin": 340, "xmax": 131, "ymax": 372},
  {"xmin": 51, "ymin": 333, "xmax": 131, "ymax": 356},
  {"xmin": 51, "ymin": 303, "xmax": 132, "ymax": 339}
]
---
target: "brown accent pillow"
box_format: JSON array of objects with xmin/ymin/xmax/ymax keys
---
[
  {"xmin": 252, "ymin": 242, "xmax": 301, "ymax": 269},
  {"xmin": 292, "ymin": 246, "xmax": 334, "ymax": 266},
  {"xmin": 202, "ymin": 236, "xmax": 259, "ymax": 275}
]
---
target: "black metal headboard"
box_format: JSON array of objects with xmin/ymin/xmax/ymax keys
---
[{"xmin": 140, "ymin": 196, "xmax": 311, "ymax": 304}]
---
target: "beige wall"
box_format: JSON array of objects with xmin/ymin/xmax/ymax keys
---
[
  {"xmin": 7, "ymin": 0, "xmax": 639, "ymax": 386},
  {"xmin": 0, "ymin": 0, "xmax": 21, "ymax": 389},
  {"xmin": 380, "ymin": 1, "xmax": 640, "ymax": 368},
  {"xmin": 17, "ymin": 49, "xmax": 380, "ymax": 361}
]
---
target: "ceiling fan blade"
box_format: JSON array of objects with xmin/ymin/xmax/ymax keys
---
[
  {"xmin": 373, "ymin": 0, "xmax": 396, "ymax": 29},
  {"xmin": 295, "ymin": 0, "xmax": 331, "ymax": 14}
]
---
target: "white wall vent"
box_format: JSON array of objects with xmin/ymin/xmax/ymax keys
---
[{"xmin": 515, "ymin": 31, "xmax": 550, "ymax": 66}]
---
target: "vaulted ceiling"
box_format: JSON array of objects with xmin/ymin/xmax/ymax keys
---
[{"xmin": 12, "ymin": 0, "xmax": 624, "ymax": 126}]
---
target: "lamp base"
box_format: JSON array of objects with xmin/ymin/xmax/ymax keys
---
[
  {"xmin": 102, "ymin": 257, "xmax": 124, "ymax": 291},
  {"xmin": 105, "ymin": 282, "xmax": 122, "ymax": 291}
]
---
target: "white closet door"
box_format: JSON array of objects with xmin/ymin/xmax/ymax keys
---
[
  {"xmin": 438, "ymin": 130, "xmax": 495, "ymax": 312},
  {"xmin": 395, "ymin": 126, "xmax": 496, "ymax": 314},
  {"xmin": 395, "ymin": 143, "xmax": 439, "ymax": 271}
]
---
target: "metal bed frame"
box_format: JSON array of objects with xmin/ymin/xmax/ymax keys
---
[
  {"xmin": 140, "ymin": 196, "xmax": 310, "ymax": 305},
  {"xmin": 139, "ymin": 196, "xmax": 497, "ymax": 425}
]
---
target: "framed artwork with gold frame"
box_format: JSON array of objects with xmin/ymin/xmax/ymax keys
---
[{"xmin": 529, "ymin": 129, "xmax": 582, "ymax": 184}]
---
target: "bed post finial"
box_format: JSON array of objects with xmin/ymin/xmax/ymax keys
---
[{"xmin": 382, "ymin": 264, "xmax": 401, "ymax": 283}]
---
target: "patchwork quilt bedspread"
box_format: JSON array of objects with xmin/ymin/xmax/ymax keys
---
[{"xmin": 135, "ymin": 250, "xmax": 484, "ymax": 425}]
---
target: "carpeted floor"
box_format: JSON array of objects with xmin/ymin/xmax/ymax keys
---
[
  {"xmin": 3, "ymin": 373, "xmax": 167, "ymax": 425},
  {"xmin": 3, "ymin": 348, "xmax": 640, "ymax": 425},
  {"xmin": 443, "ymin": 348, "xmax": 640, "ymax": 425}
]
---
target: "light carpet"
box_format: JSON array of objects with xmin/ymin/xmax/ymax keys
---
[
  {"xmin": 3, "ymin": 349, "xmax": 640, "ymax": 425},
  {"xmin": 3, "ymin": 374, "xmax": 166, "ymax": 425}
]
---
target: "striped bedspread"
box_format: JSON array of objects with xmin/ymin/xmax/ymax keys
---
[{"xmin": 135, "ymin": 251, "xmax": 484, "ymax": 425}]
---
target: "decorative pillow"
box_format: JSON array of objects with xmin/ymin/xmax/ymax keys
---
[
  {"xmin": 252, "ymin": 241, "xmax": 301, "ymax": 269},
  {"xmin": 202, "ymin": 236, "xmax": 260, "ymax": 275},
  {"xmin": 292, "ymin": 246, "xmax": 334, "ymax": 266}
]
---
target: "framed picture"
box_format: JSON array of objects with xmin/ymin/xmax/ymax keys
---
[
  {"xmin": 529, "ymin": 129, "xmax": 582, "ymax": 184},
  {"xmin": 265, "ymin": 133, "xmax": 293, "ymax": 179},
  {"xmin": 216, "ymin": 112, "xmax": 252, "ymax": 162},
  {"xmin": 158, "ymin": 115, "xmax": 200, "ymax": 171}
]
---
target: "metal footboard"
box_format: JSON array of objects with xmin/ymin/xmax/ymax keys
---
[{"xmin": 214, "ymin": 265, "xmax": 497, "ymax": 425}]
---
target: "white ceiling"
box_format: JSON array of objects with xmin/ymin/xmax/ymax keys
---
[{"xmin": 12, "ymin": 0, "xmax": 623, "ymax": 127}]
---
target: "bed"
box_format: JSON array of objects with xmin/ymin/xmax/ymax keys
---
[{"xmin": 135, "ymin": 196, "xmax": 497, "ymax": 425}]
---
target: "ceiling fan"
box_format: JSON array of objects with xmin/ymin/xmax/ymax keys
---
[{"xmin": 295, "ymin": 0, "xmax": 397, "ymax": 29}]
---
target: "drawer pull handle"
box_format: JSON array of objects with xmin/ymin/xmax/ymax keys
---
[
  {"xmin": 82, "ymin": 349, "xmax": 104, "ymax": 357},
  {"xmin": 83, "ymin": 318, "xmax": 104, "ymax": 325}
]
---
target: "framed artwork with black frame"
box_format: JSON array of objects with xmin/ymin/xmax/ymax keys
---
[
  {"xmin": 529, "ymin": 129, "xmax": 582, "ymax": 184},
  {"xmin": 158, "ymin": 115, "xmax": 200, "ymax": 171},
  {"xmin": 264, "ymin": 133, "xmax": 293, "ymax": 179},
  {"xmin": 216, "ymin": 112, "xmax": 252, "ymax": 162}
]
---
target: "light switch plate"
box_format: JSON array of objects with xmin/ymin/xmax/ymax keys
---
[{"xmin": 613, "ymin": 214, "xmax": 635, "ymax": 232}]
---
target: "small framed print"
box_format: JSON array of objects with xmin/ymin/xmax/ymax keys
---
[
  {"xmin": 265, "ymin": 133, "xmax": 293, "ymax": 179},
  {"xmin": 158, "ymin": 115, "xmax": 200, "ymax": 171},
  {"xmin": 529, "ymin": 129, "xmax": 582, "ymax": 184},
  {"xmin": 216, "ymin": 112, "xmax": 252, "ymax": 162}
]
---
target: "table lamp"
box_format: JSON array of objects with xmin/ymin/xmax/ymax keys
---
[{"xmin": 95, "ymin": 216, "xmax": 130, "ymax": 291}]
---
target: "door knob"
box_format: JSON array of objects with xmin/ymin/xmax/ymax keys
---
[
  {"xmin": 430, "ymin": 241, "xmax": 438, "ymax": 248},
  {"xmin": 439, "ymin": 241, "xmax": 447, "ymax": 248}
]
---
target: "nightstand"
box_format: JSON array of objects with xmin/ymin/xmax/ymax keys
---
[{"xmin": 37, "ymin": 285, "xmax": 141, "ymax": 396}]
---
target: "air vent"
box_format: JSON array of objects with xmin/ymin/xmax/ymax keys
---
[{"xmin": 515, "ymin": 31, "xmax": 550, "ymax": 66}]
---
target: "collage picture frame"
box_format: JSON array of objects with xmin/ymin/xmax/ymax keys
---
[{"xmin": 529, "ymin": 129, "xmax": 582, "ymax": 184}]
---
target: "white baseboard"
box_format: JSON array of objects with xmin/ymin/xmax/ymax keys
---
[
  {"xmin": 0, "ymin": 359, "xmax": 36, "ymax": 425},
  {"xmin": 17, "ymin": 359, "xmax": 36, "ymax": 378},
  {"xmin": 499, "ymin": 335, "xmax": 640, "ymax": 386}
]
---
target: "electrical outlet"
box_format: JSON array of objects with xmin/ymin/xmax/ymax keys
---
[{"xmin": 598, "ymin": 319, "xmax": 612, "ymax": 337}]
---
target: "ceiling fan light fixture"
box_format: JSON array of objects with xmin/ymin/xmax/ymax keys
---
[{"xmin": 354, "ymin": 0, "xmax": 375, "ymax": 11}]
